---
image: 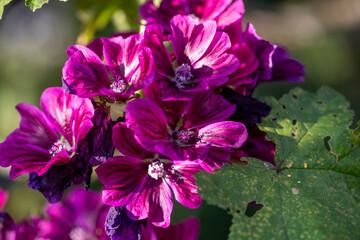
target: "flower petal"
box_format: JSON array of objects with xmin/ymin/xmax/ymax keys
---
[
  {"xmin": 166, "ymin": 161, "xmax": 202, "ymax": 208},
  {"xmin": 199, "ymin": 121, "xmax": 248, "ymax": 148},
  {"xmin": 96, "ymin": 156, "xmax": 148, "ymax": 206}
]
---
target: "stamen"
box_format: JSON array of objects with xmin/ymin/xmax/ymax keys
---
[
  {"xmin": 49, "ymin": 139, "xmax": 66, "ymax": 157},
  {"xmin": 147, "ymin": 161, "xmax": 165, "ymax": 180},
  {"xmin": 110, "ymin": 77, "xmax": 127, "ymax": 93},
  {"xmin": 174, "ymin": 64, "xmax": 193, "ymax": 88}
]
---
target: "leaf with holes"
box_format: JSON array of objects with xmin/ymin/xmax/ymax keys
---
[{"xmin": 196, "ymin": 87, "xmax": 360, "ymax": 240}]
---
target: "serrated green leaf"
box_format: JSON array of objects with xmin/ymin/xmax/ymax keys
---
[
  {"xmin": 25, "ymin": 0, "xmax": 49, "ymax": 12},
  {"xmin": 196, "ymin": 87, "xmax": 360, "ymax": 240},
  {"xmin": 0, "ymin": 0, "xmax": 12, "ymax": 19}
]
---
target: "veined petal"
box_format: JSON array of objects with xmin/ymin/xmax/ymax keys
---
[
  {"xmin": 184, "ymin": 91, "xmax": 236, "ymax": 129},
  {"xmin": 96, "ymin": 156, "xmax": 148, "ymax": 206},
  {"xmin": 200, "ymin": 146, "xmax": 230, "ymax": 172},
  {"xmin": 199, "ymin": 121, "xmax": 248, "ymax": 148},
  {"xmin": 67, "ymin": 45, "xmax": 110, "ymax": 86},
  {"xmin": 166, "ymin": 161, "xmax": 202, "ymax": 209},
  {"xmin": 70, "ymin": 97, "xmax": 94, "ymax": 148},
  {"xmin": 37, "ymin": 149, "xmax": 71, "ymax": 176},
  {"xmin": 125, "ymin": 99, "xmax": 168, "ymax": 140},
  {"xmin": 40, "ymin": 87, "xmax": 75, "ymax": 146},
  {"xmin": 170, "ymin": 15, "xmax": 217, "ymax": 65},
  {"xmin": 143, "ymin": 24, "xmax": 174, "ymax": 78},
  {"xmin": 112, "ymin": 122, "xmax": 151, "ymax": 159},
  {"xmin": 6, "ymin": 103, "xmax": 57, "ymax": 149}
]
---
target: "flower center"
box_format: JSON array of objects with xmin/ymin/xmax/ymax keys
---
[
  {"xmin": 176, "ymin": 130, "xmax": 191, "ymax": 143},
  {"xmin": 147, "ymin": 161, "xmax": 165, "ymax": 180},
  {"xmin": 69, "ymin": 227, "xmax": 97, "ymax": 240},
  {"xmin": 110, "ymin": 76, "xmax": 127, "ymax": 93},
  {"xmin": 48, "ymin": 138, "xmax": 72, "ymax": 157},
  {"xmin": 49, "ymin": 139, "xmax": 66, "ymax": 157},
  {"xmin": 174, "ymin": 64, "xmax": 193, "ymax": 88}
]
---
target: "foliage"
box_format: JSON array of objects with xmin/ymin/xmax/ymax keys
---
[{"xmin": 196, "ymin": 87, "xmax": 360, "ymax": 239}]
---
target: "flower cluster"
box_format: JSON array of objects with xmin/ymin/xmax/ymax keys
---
[{"xmin": 0, "ymin": 0, "xmax": 304, "ymax": 238}]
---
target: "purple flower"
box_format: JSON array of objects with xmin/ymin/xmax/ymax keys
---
[
  {"xmin": 95, "ymin": 123, "xmax": 202, "ymax": 228},
  {"xmin": 143, "ymin": 15, "xmax": 239, "ymax": 100},
  {"xmin": 62, "ymin": 33, "xmax": 155, "ymax": 101},
  {"xmin": 139, "ymin": 0, "xmax": 245, "ymax": 34},
  {"xmin": 125, "ymin": 92, "xmax": 247, "ymax": 172},
  {"xmin": 33, "ymin": 188, "xmax": 109, "ymax": 240},
  {"xmin": 226, "ymin": 23, "xmax": 305, "ymax": 95},
  {"xmin": 232, "ymin": 126, "xmax": 276, "ymax": 166},
  {"xmin": 105, "ymin": 206, "xmax": 144, "ymax": 240},
  {"xmin": 0, "ymin": 87, "xmax": 94, "ymax": 180},
  {"xmin": 142, "ymin": 217, "xmax": 199, "ymax": 240}
]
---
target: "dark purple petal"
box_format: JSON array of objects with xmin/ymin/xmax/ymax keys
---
[
  {"xmin": 270, "ymin": 45, "xmax": 305, "ymax": 82},
  {"xmin": 184, "ymin": 91, "xmax": 236, "ymax": 129},
  {"xmin": 7, "ymin": 103, "xmax": 57, "ymax": 149},
  {"xmin": 67, "ymin": 45, "xmax": 110, "ymax": 85},
  {"xmin": 199, "ymin": 121, "xmax": 248, "ymax": 148},
  {"xmin": 143, "ymin": 24, "xmax": 174, "ymax": 81},
  {"xmin": 105, "ymin": 206, "xmax": 143, "ymax": 240},
  {"xmin": 63, "ymin": 50, "xmax": 109, "ymax": 98},
  {"xmin": 112, "ymin": 123, "xmax": 151, "ymax": 159},
  {"xmin": 28, "ymin": 164, "xmax": 73, "ymax": 203},
  {"xmin": 200, "ymin": 146, "xmax": 231, "ymax": 172},
  {"xmin": 239, "ymin": 126, "xmax": 275, "ymax": 165},
  {"xmin": 96, "ymin": 156, "xmax": 148, "ymax": 206},
  {"xmin": 221, "ymin": 89, "xmax": 271, "ymax": 128},
  {"xmin": 125, "ymin": 99, "xmax": 168, "ymax": 150},
  {"xmin": 81, "ymin": 105, "xmax": 116, "ymax": 166}
]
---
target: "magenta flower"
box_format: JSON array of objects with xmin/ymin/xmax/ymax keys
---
[
  {"xmin": 96, "ymin": 123, "xmax": 202, "ymax": 228},
  {"xmin": 0, "ymin": 87, "xmax": 94, "ymax": 180},
  {"xmin": 142, "ymin": 217, "xmax": 200, "ymax": 240},
  {"xmin": 33, "ymin": 188, "xmax": 109, "ymax": 240},
  {"xmin": 62, "ymin": 33, "xmax": 154, "ymax": 101},
  {"xmin": 226, "ymin": 22, "xmax": 305, "ymax": 95},
  {"xmin": 143, "ymin": 15, "xmax": 239, "ymax": 100},
  {"xmin": 125, "ymin": 91, "xmax": 247, "ymax": 171},
  {"xmin": 140, "ymin": 0, "xmax": 245, "ymax": 34}
]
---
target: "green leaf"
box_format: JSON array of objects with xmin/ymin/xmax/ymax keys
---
[
  {"xmin": 196, "ymin": 87, "xmax": 360, "ymax": 240},
  {"xmin": 25, "ymin": 0, "xmax": 49, "ymax": 12},
  {"xmin": 0, "ymin": 0, "xmax": 12, "ymax": 19}
]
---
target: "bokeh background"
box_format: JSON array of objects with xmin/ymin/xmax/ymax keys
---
[{"xmin": 0, "ymin": 0, "xmax": 359, "ymax": 239}]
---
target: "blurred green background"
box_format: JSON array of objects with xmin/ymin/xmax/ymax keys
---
[{"xmin": 0, "ymin": 0, "xmax": 359, "ymax": 239}]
